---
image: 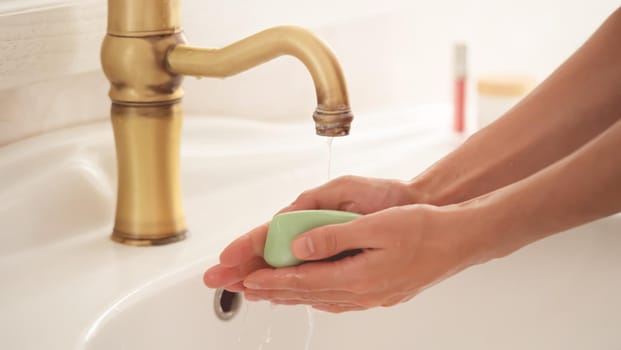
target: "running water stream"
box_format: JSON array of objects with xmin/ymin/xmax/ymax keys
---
[
  {"xmin": 326, "ymin": 137, "xmax": 334, "ymax": 180},
  {"xmin": 247, "ymin": 136, "xmax": 335, "ymax": 349},
  {"xmin": 303, "ymin": 305, "xmax": 315, "ymax": 350},
  {"xmin": 302, "ymin": 136, "xmax": 334, "ymax": 350}
]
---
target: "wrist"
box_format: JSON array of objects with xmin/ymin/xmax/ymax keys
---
[
  {"xmin": 403, "ymin": 178, "xmax": 431, "ymax": 205},
  {"xmin": 406, "ymin": 166, "xmax": 461, "ymax": 206},
  {"xmin": 433, "ymin": 196, "xmax": 515, "ymax": 267},
  {"xmin": 445, "ymin": 188, "xmax": 540, "ymax": 265}
]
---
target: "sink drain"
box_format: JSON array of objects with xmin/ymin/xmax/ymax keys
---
[{"xmin": 214, "ymin": 288, "xmax": 242, "ymax": 321}]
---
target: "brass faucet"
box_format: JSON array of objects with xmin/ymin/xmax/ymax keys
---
[{"xmin": 101, "ymin": 0, "xmax": 354, "ymax": 246}]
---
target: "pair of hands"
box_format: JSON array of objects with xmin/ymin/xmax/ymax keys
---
[{"xmin": 203, "ymin": 176, "xmax": 476, "ymax": 313}]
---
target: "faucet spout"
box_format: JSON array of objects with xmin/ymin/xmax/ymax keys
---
[{"xmin": 167, "ymin": 26, "xmax": 353, "ymax": 136}]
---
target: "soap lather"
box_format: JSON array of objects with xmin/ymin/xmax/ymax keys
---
[{"xmin": 263, "ymin": 210, "xmax": 361, "ymax": 268}]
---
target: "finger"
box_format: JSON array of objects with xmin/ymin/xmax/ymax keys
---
[
  {"xmin": 218, "ymin": 223, "xmax": 268, "ymax": 266},
  {"xmin": 204, "ymin": 257, "xmax": 271, "ymax": 288},
  {"xmin": 243, "ymin": 252, "xmax": 375, "ymax": 292},
  {"xmin": 247, "ymin": 296, "xmax": 362, "ymax": 311},
  {"xmin": 279, "ymin": 176, "xmax": 366, "ymax": 214},
  {"xmin": 203, "ymin": 264, "xmax": 231, "ymax": 288},
  {"xmin": 279, "ymin": 300, "xmax": 363, "ymax": 312},
  {"xmin": 276, "ymin": 189, "xmax": 320, "ymax": 214},
  {"xmin": 245, "ymin": 286, "xmax": 405, "ymax": 310},
  {"xmin": 291, "ymin": 215, "xmax": 384, "ymax": 261},
  {"xmin": 312, "ymin": 303, "xmax": 365, "ymax": 313},
  {"xmin": 244, "ymin": 288, "xmax": 357, "ymax": 304},
  {"xmin": 381, "ymin": 293, "xmax": 413, "ymax": 307},
  {"xmin": 270, "ymin": 299, "xmax": 304, "ymax": 306},
  {"xmin": 224, "ymin": 281, "xmax": 245, "ymax": 292}
]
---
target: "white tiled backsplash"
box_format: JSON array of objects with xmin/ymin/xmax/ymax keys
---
[{"xmin": 0, "ymin": 0, "xmax": 618, "ymax": 145}]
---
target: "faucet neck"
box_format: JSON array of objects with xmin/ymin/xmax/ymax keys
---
[
  {"xmin": 102, "ymin": 0, "xmax": 186, "ymax": 105},
  {"xmin": 107, "ymin": 0, "xmax": 182, "ymax": 37}
]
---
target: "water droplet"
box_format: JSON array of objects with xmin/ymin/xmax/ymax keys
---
[{"xmin": 264, "ymin": 324, "xmax": 273, "ymax": 344}]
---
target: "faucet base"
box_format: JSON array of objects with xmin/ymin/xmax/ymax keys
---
[
  {"xmin": 110, "ymin": 103, "xmax": 187, "ymax": 246},
  {"xmin": 111, "ymin": 230, "xmax": 187, "ymax": 246}
]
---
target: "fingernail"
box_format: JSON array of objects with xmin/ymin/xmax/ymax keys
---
[{"xmin": 292, "ymin": 236, "xmax": 314, "ymax": 259}]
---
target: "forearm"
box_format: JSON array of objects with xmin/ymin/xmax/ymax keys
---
[
  {"xmin": 413, "ymin": 8, "xmax": 621, "ymax": 206},
  {"xmin": 466, "ymin": 117, "xmax": 621, "ymax": 261}
]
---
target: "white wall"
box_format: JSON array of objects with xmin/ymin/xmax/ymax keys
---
[
  {"xmin": 0, "ymin": 0, "xmax": 618, "ymax": 144},
  {"xmin": 180, "ymin": 0, "xmax": 620, "ymax": 125}
]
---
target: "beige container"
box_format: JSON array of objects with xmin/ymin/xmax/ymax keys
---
[{"xmin": 477, "ymin": 75, "xmax": 536, "ymax": 129}]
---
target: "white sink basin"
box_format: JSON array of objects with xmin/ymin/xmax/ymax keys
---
[
  {"xmin": 1, "ymin": 106, "xmax": 620, "ymax": 349},
  {"xmin": 81, "ymin": 212, "xmax": 621, "ymax": 350}
]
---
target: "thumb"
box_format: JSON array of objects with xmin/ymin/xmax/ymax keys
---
[{"xmin": 290, "ymin": 219, "xmax": 379, "ymax": 261}]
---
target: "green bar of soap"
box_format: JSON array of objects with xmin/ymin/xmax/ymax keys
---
[{"xmin": 263, "ymin": 209, "xmax": 361, "ymax": 268}]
